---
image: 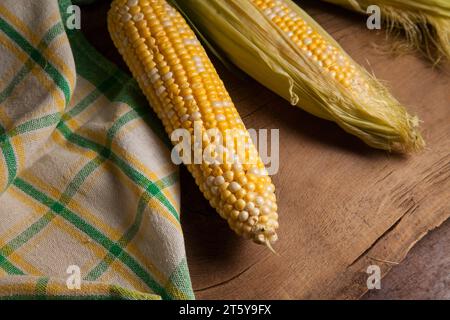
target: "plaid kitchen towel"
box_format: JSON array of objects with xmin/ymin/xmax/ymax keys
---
[{"xmin": 0, "ymin": 0, "xmax": 194, "ymax": 300}]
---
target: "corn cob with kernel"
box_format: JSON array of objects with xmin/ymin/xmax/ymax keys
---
[
  {"xmin": 321, "ymin": 0, "xmax": 450, "ymax": 64},
  {"xmin": 107, "ymin": 0, "xmax": 279, "ymax": 245},
  {"xmin": 171, "ymin": 0, "xmax": 424, "ymax": 153}
]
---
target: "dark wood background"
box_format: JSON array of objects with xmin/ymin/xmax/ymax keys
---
[{"xmin": 80, "ymin": 0, "xmax": 450, "ymax": 299}]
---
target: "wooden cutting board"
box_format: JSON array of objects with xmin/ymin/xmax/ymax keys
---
[{"xmin": 82, "ymin": 0, "xmax": 450, "ymax": 299}]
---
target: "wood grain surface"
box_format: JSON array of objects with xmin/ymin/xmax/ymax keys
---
[{"xmin": 80, "ymin": 0, "xmax": 450, "ymax": 299}]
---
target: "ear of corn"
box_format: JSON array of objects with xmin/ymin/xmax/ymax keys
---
[
  {"xmin": 321, "ymin": 0, "xmax": 450, "ymax": 64},
  {"xmin": 107, "ymin": 0, "xmax": 279, "ymax": 245},
  {"xmin": 170, "ymin": 0, "xmax": 424, "ymax": 153}
]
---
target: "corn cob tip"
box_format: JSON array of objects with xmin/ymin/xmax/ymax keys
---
[
  {"xmin": 201, "ymin": 163, "xmax": 279, "ymax": 245},
  {"xmin": 405, "ymin": 116, "xmax": 425, "ymax": 153},
  {"xmin": 383, "ymin": 112, "xmax": 424, "ymax": 153}
]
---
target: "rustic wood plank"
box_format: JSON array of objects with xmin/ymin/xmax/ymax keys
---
[
  {"xmin": 81, "ymin": 0, "xmax": 450, "ymax": 299},
  {"xmin": 364, "ymin": 219, "xmax": 450, "ymax": 299}
]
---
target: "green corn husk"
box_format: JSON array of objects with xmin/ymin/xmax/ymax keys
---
[
  {"xmin": 322, "ymin": 0, "xmax": 450, "ymax": 64},
  {"xmin": 170, "ymin": 0, "xmax": 424, "ymax": 152}
]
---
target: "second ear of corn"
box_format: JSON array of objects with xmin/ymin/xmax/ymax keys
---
[
  {"xmin": 108, "ymin": 0, "xmax": 279, "ymax": 245},
  {"xmin": 321, "ymin": 0, "xmax": 450, "ymax": 64},
  {"xmin": 171, "ymin": 0, "xmax": 425, "ymax": 153}
]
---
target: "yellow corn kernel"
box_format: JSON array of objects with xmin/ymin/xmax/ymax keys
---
[{"xmin": 108, "ymin": 0, "xmax": 278, "ymax": 245}]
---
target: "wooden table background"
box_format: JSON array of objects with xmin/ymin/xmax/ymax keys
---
[{"xmin": 81, "ymin": 0, "xmax": 450, "ymax": 299}]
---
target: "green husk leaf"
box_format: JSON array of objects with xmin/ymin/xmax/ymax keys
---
[
  {"xmin": 171, "ymin": 0, "xmax": 424, "ymax": 152},
  {"xmin": 322, "ymin": 0, "xmax": 450, "ymax": 64}
]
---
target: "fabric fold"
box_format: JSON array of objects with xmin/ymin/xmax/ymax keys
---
[{"xmin": 0, "ymin": 0, "xmax": 194, "ymax": 300}]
